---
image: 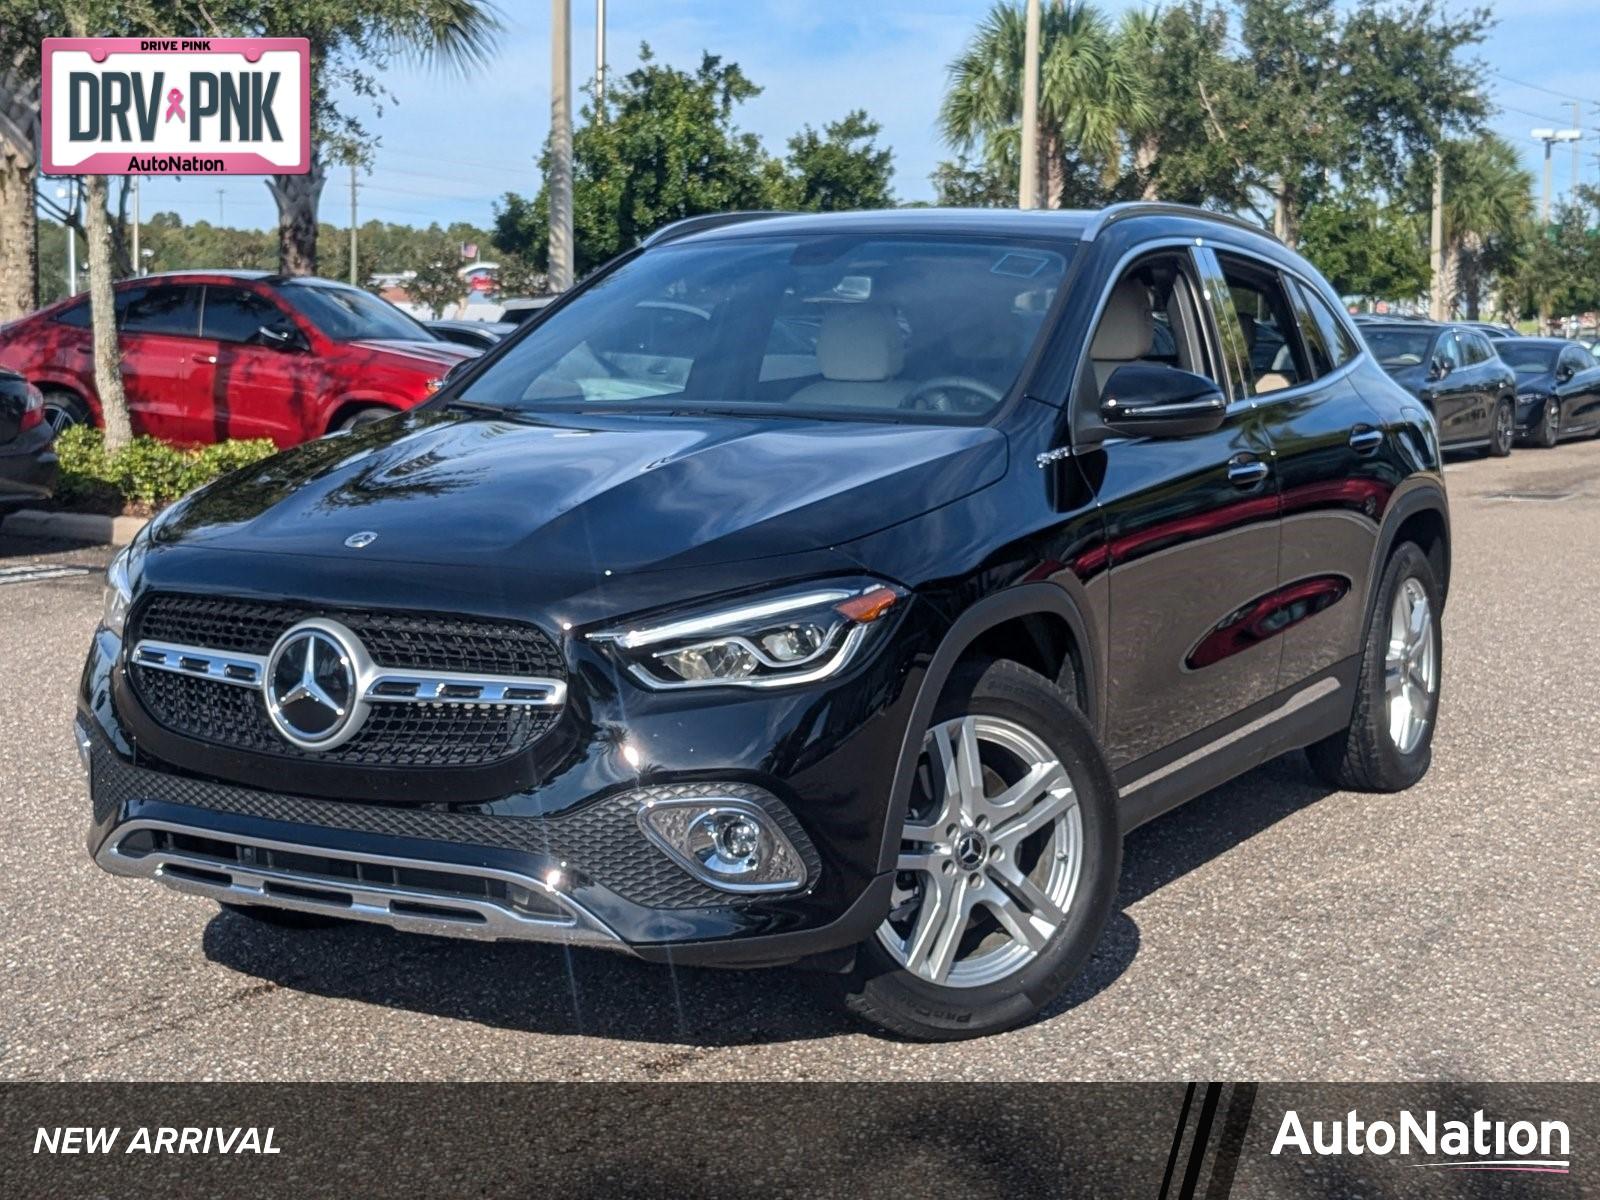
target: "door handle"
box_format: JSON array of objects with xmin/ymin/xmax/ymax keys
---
[
  {"xmin": 1349, "ymin": 426, "xmax": 1383, "ymax": 455},
  {"xmin": 1227, "ymin": 455, "xmax": 1270, "ymax": 487},
  {"xmin": 192, "ymin": 353, "xmax": 218, "ymax": 364}
]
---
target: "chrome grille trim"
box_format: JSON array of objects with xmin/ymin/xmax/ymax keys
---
[
  {"xmin": 97, "ymin": 819, "xmax": 625, "ymax": 948},
  {"xmin": 131, "ymin": 638, "xmax": 567, "ymax": 708}
]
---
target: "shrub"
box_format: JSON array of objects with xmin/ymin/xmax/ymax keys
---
[{"xmin": 54, "ymin": 427, "xmax": 279, "ymax": 513}]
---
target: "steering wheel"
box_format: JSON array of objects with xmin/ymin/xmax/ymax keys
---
[{"xmin": 901, "ymin": 376, "xmax": 1004, "ymax": 415}]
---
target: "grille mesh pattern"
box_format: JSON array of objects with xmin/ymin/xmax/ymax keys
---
[
  {"xmin": 128, "ymin": 593, "xmax": 565, "ymax": 768},
  {"xmin": 91, "ymin": 744, "xmax": 817, "ymax": 909}
]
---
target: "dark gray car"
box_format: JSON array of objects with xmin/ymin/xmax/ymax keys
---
[
  {"xmin": 1497, "ymin": 338, "xmax": 1600, "ymax": 447},
  {"xmin": 1360, "ymin": 321, "xmax": 1517, "ymax": 455}
]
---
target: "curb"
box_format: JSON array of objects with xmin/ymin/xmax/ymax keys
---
[{"xmin": 0, "ymin": 509, "xmax": 148, "ymax": 546}]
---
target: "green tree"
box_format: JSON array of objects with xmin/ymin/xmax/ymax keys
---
[
  {"xmin": 405, "ymin": 234, "xmax": 465, "ymax": 318},
  {"xmin": 939, "ymin": 1, "xmax": 1150, "ymax": 208},
  {"xmin": 494, "ymin": 47, "xmax": 775, "ymax": 276},
  {"xmin": 1433, "ymin": 134, "xmax": 1532, "ymax": 319},
  {"xmin": 772, "ymin": 110, "xmax": 894, "ymax": 212},
  {"xmin": 1298, "ymin": 194, "xmax": 1428, "ymax": 300},
  {"xmin": 929, "ymin": 155, "xmax": 1017, "ymax": 208}
]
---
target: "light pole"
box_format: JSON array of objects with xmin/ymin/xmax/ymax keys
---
[
  {"xmin": 1018, "ymin": 0, "xmax": 1041, "ymax": 209},
  {"xmin": 595, "ymin": 0, "xmax": 606, "ymax": 115},
  {"xmin": 549, "ymin": 0, "xmax": 574, "ymax": 292},
  {"xmin": 54, "ymin": 182, "xmax": 77, "ymax": 295},
  {"xmin": 1531, "ymin": 127, "xmax": 1582, "ymax": 223}
]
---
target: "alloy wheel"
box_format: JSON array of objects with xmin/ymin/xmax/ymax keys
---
[
  {"xmin": 1495, "ymin": 403, "xmax": 1514, "ymax": 453},
  {"xmin": 877, "ymin": 714, "xmax": 1082, "ymax": 988},
  {"xmin": 1543, "ymin": 399, "xmax": 1560, "ymax": 447},
  {"xmin": 43, "ymin": 402, "xmax": 79, "ymax": 435},
  {"xmin": 1384, "ymin": 578, "xmax": 1437, "ymax": 755}
]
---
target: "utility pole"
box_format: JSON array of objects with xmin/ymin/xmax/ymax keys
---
[
  {"xmin": 1429, "ymin": 153, "xmax": 1445, "ymax": 320},
  {"xmin": 216, "ymin": 187, "xmax": 225, "ymax": 226},
  {"xmin": 1018, "ymin": 0, "xmax": 1041, "ymax": 209},
  {"xmin": 64, "ymin": 182, "xmax": 77, "ymax": 295},
  {"xmin": 595, "ymin": 0, "xmax": 606, "ymax": 115},
  {"xmin": 548, "ymin": 0, "xmax": 574, "ymax": 292},
  {"xmin": 1573, "ymin": 103, "xmax": 1584, "ymax": 199},
  {"xmin": 131, "ymin": 177, "xmax": 140, "ymax": 275},
  {"xmin": 1532, "ymin": 127, "xmax": 1582, "ymax": 223},
  {"xmin": 349, "ymin": 162, "xmax": 358, "ymax": 285}
]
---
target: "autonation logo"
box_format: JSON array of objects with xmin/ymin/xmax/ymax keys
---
[{"xmin": 1272, "ymin": 1108, "xmax": 1571, "ymax": 1175}]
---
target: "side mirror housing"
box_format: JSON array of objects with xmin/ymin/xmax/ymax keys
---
[
  {"xmin": 1555, "ymin": 362, "xmax": 1576, "ymax": 383},
  {"xmin": 1099, "ymin": 364, "xmax": 1228, "ymax": 439}
]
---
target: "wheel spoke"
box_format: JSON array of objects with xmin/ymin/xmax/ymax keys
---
[
  {"xmin": 1407, "ymin": 595, "xmax": 1428, "ymax": 645},
  {"xmin": 993, "ymin": 782, "xmax": 1075, "ymax": 849},
  {"xmin": 910, "ymin": 873, "xmax": 972, "ymax": 984},
  {"xmin": 896, "ymin": 849, "xmax": 943, "ymax": 875},
  {"xmin": 982, "ymin": 759, "xmax": 1067, "ymax": 821},
  {"xmin": 993, "ymin": 860, "xmax": 1068, "ymax": 928},
  {"xmin": 982, "ymin": 890, "xmax": 1051, "ymax": 953}
]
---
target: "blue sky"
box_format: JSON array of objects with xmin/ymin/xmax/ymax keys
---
[{"xmin": 130, "ymin": 0, "xmax": 1600, "ymax": 233}]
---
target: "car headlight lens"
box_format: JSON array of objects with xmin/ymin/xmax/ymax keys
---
[
  {"xmin": 591, "ymin": 581, "xmax": 903, "ymax": 690},
  {"xmin": 102, "ymin": 545, "xmax": 133, "ymax": 638}
]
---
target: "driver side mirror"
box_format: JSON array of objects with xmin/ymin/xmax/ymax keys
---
[
  {"xmin": 1428, "ymin": 355, "xmax": 1452, "ymax": 381},
  {"xmin": 258, "ymin": 320, "xmax": 308, "ymax": 352},
  {"xmin": 1556, "ymin": 362, "xmax": 1576, "ymax": 383},
  {"xmin": 1099, "ymin": 364, "xmax": 1227, "ymax": 439}
]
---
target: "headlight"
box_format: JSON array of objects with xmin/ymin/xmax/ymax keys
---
[
  {"xmin": 102, "ymin": 545, "xmax": 133, "ymax": 638},
  {"xmin": 591, "ymin": 581, "xmax": 903, "ymax": 690}
]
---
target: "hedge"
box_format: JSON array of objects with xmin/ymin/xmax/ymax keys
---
[{"xmin": 54, "ymin": 426, "xmax": 279, "ymax": 512}]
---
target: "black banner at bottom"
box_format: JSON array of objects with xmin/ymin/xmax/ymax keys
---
[{"xmin": 1, "ymin": 1083, "xmax": 1592, "ymax": 1197}]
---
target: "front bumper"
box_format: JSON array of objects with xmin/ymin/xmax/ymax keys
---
[{"xmin": 80, "ymin": 595, "xmax": 925, "ymax": 966}]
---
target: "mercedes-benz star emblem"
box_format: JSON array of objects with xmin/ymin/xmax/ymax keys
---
[
  {"xmin": 344, "ymin": 531, "xmax": 379, "ymax": 549},
  {"xmin": 264, "ymin": 620, "xmax": 365, "ymax": 750}
]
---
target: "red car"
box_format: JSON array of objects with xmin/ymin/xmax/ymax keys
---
[{"xmin": 0, "ymin": 271, "xmax": 478, "ymax": 447}]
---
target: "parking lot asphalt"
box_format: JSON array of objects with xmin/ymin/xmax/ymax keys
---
[{"xmin": 2, "ymin": 441, "xmax": 1597, "ymax": 1083}]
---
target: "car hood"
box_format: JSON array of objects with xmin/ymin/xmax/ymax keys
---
[
  {"xmin": 1514, "ymin": 370, "xmax": 1556, "ymax": 395},
  {"xmin": 150, "ymin": 409, "xmax": 1008, "ymax": 578},
  {"xmin": 345, "ymin": 338, "xmax": 480, "ymax": 370}
]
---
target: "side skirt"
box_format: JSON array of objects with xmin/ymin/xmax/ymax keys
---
[{"xmin": 1114, "ymin": 658, "xmax": 1359, "ymax": 833}]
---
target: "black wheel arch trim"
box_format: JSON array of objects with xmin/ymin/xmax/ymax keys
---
[
  {"xmin": 1370, "ymin": 478, "xmax": 1451, "ymax": 615},
  {"xmin": 873, "ymin": 580, "xmax": 1103, "ymax": 876}
]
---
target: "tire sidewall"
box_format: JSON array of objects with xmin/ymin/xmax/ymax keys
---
[
  {"xmin": 1364, "ymin": 543, "xmax": 1444, "ymax": 785},
  {"xmin": 850, "ymin": 660, "xmax": 1121, "ymax": 1039},
  {"xmin": 1539, "ymin": 399, "xmax": 1560, "ymax": 448}
]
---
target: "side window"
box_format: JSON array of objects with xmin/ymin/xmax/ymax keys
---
[
  {"xmin": 1574, "ymin": 347, "xmax": 1598, "ymax": 372},
  {"xmin": 120, "ymin": 285, "xmax": 200, "ymax": 337},
  {"xmin": 1295, "ymin": 281, "xmax": 1358, "ymax": 369},
  {"xmin": 1289, "ymin": 285, "xmax": 1335, "ymax": 379},
  {"xmin": 202, "ymin": 287, "xmax": 285, "ymax": 344},
  {"xmin": 55, "ymin": 299, "xmax": 91, "ymax": 328},
  {"xmin": 1214, "ymin": 254, "xmax": 1308, "ymax": 395},
  {"xmin": 1083, "ymin": 251, "xmax": 1216, "ymax": 403},
  {"xmin": 1464, "ymin": 334, "xmax": 1490, "ymax": 365}
]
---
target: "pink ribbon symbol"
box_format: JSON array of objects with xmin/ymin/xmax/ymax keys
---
[{"xmin": 164, "ymin": 88, "xmax": 185, "ymax": 123}]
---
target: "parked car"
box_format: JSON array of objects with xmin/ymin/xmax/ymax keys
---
[
  {"xmin": 0, "ymin": 272, "xmax": 479, "ymax": 447},
  {"xmin": 1457, "ymin": 320, "xmax": 1515, "ymax": 340},
  {"xmin": 0, "ymin": 368, "xmax": 57, "ymax": 514},
  {"xmin": 1496, "ymin": 337, "xmax": 1600, "ymax": 447},
  {"xmin": 1359, "ymin": 320, "xmax": 1517, "ymax": 455},
  {"xmin": 81, "ymin": 204, "xmax": 1449, "ymax": 1040},
  {"xmin": 426, "ymin": 319, "xmax": 516, "ymax": 351},
  {"xmin": 497, "ymin": 296, "xmax": 556, "ymax": 326}
]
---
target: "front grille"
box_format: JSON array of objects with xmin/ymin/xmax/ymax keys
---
[{"xmin": 128, "ymin": 593, "xmax": 566, "ymax": 769}]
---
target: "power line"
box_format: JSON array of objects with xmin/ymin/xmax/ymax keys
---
[{"xmin": 1488, "ymin": 69, "xmax": 1598, "ymax": 108}]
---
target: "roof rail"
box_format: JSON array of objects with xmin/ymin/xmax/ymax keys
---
[
  {"xmin": 1081, "ymin": 201, "xmax": 1278, "ymax": 244},
  {"xmin": 642, "ymin": 211, "xmax": 795, "ymax": 247}
]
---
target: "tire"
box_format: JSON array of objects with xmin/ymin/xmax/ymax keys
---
[
  {"xmin": 337, "ymin": 406, "xmax": 395, "ymax": 432},
  {"xmin": 841, "ymin": 659, "xmax": 1121, "ymax": 1041},
  {"xmin": 1486, "ymin": 398, "xmax": 1514, "ymax": 457},
  {"xmin": 1534, "ymin": 397, "xmax": 1561, "ymax": 448},
  {"xmin": 1307, "ymin": 541, "xmax": 1442, "ymax": 792},
  {"xmin": 221, "ymin": 903, "xmax": 347, "ymax": 930},
  {"xmin": 41, "ymin": 389, "xmax": 90, "ymax": 435}
]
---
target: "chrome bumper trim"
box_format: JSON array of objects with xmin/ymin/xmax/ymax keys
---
[{"xmin": 96, "ymin": 818, "xmax": 627, "ymax": 949}]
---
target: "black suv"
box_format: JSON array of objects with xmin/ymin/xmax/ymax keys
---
[
  {"xmin": 81, "ymin": 205, "xmax": 1449, "ymax": 1039},
  {"xmin": 1360, "ymin": 320, "xmax": 1517, "ymax": 455}
]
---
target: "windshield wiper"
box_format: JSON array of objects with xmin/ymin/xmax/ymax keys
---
[{"xmin": 443, "ymin": 398, "xmax": 516, "ymax": 418}]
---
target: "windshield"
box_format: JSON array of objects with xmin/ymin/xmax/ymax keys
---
[
  {"xmin": 1497, "ymin": 343, "xmax": 1559, "ymax": 374},
  {"xmin": 1363, "ymin": 327, "xmax": 1434, "ymax": 369},
  {"xmin": 454, "ymin": 234, "xmax": 1072, "ymax": 423},
  {"xmin": 279, "ymin": 279, "xmax": 430, "ymax": 342}
]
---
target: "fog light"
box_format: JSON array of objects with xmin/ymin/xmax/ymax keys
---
[{"xmin": 638, "ymin": 798, "xmax": 807, "ymax": 893}]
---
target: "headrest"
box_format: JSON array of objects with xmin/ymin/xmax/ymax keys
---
[
  {"xmin": 1091, "ymin": 279, "xmax": 1154, "ymax": 361},
  {"xmin": 817, "ymin": 305, "xmax": 905, "ymax": 382}
]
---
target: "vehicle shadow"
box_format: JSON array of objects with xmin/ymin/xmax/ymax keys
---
[{"xmin": 202, "ymin": 752, "xmax": 1335, "ymax": 1046}]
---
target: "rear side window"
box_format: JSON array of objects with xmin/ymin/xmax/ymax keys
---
[
  {"xmin": 202, "ymin": 286, "xmax": 285, "ymax": 344},
  {"xmin": 1294, "ymin": 281, "xmax": 1358, "ymax": 371},
  {"xmin": 1435, "ymin": 332, "xmax": 1461, "ymax": 369},
  {"xmin": 1214, "ymin": 254, "xmax": 1306, "ymax": 395},
  {"xmin": 120, "ymin": 286, "xmax": 201, "ymax": 337},
  {"xmin": 55, "ymin": 299, "xmax": 91, "ymax": 328},
  {"xmin": 1460, "ymin": 333, "xmax": 1490, "ymax": 365}
]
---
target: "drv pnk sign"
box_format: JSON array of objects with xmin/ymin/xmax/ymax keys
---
[{"xmin": 42, "ymin": 38, "xmax": 309, "ymax": 175}]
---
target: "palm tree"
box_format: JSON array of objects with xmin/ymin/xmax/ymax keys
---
[
  {"xmin": 940, "ymin": 1, "xmax": 1151, "ymax": 208},
  {"xmin": 1438, "ymin": 134, "xmax": 1532, "ymax": 320}
]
